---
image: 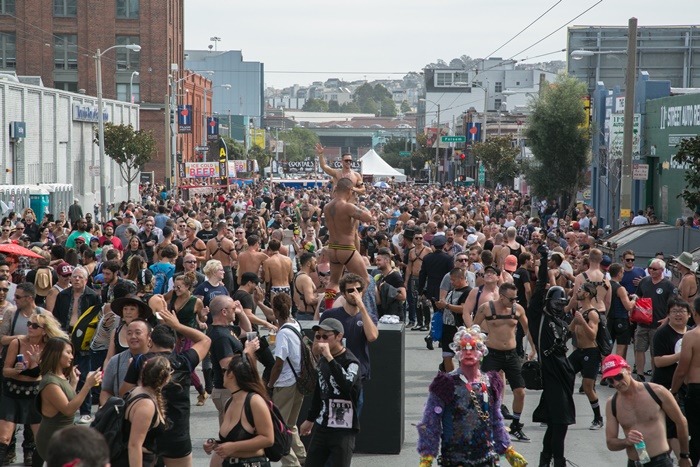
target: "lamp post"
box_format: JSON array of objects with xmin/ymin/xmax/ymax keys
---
[
  {"xmin": 202, "ymin": 84, "xmax": 232, "ymax": 149},
  {"xmin": 129, "ymin": 71, "xmax": 139, "ymax": 104},
  {"xmin": 419, "ymin": 98, "xmax": 440, "ymax": 183},
  {"xmin": 95, "ymin": 43, "xmax": 141, "ymax": 222}
]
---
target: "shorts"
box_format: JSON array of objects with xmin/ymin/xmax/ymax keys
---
[
  {"xmin": 568, "ymin": 347, "xmax": 601, "ymax": 380},
  {"xmin": 270, "ymin": 286, "xmax": 291, "ymax": 295},
  {"xmin": 626, "ymin": 452, "xmax": 673, "ymax": 467},
  {"xmin": 480, "ymin": 348, "xmax": 524, "ymax": 389},
  {"xmin": 608, "ymin": 317, "xmax": 633, "ymax": 345},
  {"xmin": 156, "ymin": 434, "xmax": 193, "ymax": 459},
  {"xmin": 441, "ymin": 324, "xmax": 458, "ymax": 357},
  {"xmin": 635, "ymin": 326, "xmax": 657, "ymax": 353}
]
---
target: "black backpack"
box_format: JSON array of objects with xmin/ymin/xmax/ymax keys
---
[
  {"xmin": 280, "ymin": 324, "xmax": 317, "ymax": 396},
  {"xmin": 582, "ymin": 309, "xmax": 613, "ymax": 357},
  {"xmin": 90, "ymin": 393, "xmax": 152, "ymax": 461},
  {"xmin": 240, "ymin": 392, "xmax": 292, "ymax": 462}
]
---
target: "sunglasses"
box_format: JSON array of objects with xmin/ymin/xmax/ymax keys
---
[
  {"xmin": 648, "ymin": 267, "xmax": 661, "ymax": 271},
  {"xmin": 503, "ymin": 296, "xmax": 518, "ymax": 303},
  {"xmin": 184, "ymin": 260, "xmax": 197, "ymax": 264},
  {"xmin": 343, "ymin": 159, "xmax": 352, "ymax": 163},
  {"xmin": 603, "ymin": 372, "xmax": 625, "ymax": 386},
  {"xmin": 456, "ymin": 258, "xmax": 468, "ymax": 262},
  {"xmin": 344, "ymin": 287, "xmax": 363, "ymax": 294},
  {"xmin": 0, "ymin": 288, "xmax": 8, "ymax": 293},
  {"xmin": 314, "ymin": 333, "xmax": 335, "ymax": 340},
  {"xmin": 624, "ymin": 258, "xmax": 635, "ymax": 262},
  {"xmin": 14, "ymin": 294, "xmax": 28, "ymax": 300},
  {"xmin": 28, "ymin": 322, "xmax": 43, "ymax": 330},
  {"xmin": 414, "ymin": 236, "xmax": 423, "ymax": 240}
]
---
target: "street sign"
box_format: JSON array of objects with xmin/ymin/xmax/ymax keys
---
[
  {"xmin": 478, "ymin": 165, "xmax": 485, "ymax": 184},
  {"xmin": 399, "ymin": 151, "xmax": 411, "ymax": 156},
  {"xmin": 633, "ymin": 163, "xmax": 649, "ymax": 180},
  {"xmin": 195, "ymin": 146, "xmax": 209, "ymax": 152},
  {"xmin": 441, "ymin": 135, "xmax": 466, "ymax": 143},
  {"xmin": 609, "ymin": 113, "xmax": 640, "ymax": 158},
  {"xmin": 88, "ymin": 166, "xmax": 100, "ymax": 177}
]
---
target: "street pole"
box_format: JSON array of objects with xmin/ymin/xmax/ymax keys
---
[
  {"xmin": 620, "ymin": 17, "xmax": 638, "ymax": 225},
  {"xmin": 95, "ymin": 49, "xmax": 107, "ymax": 222},
  {"xmin": 170, "ymin": 76, "xmax": 176, "ymax": 191},
  {"xmin": 435, "ymin": 104, "xmax": 440, "ymax": 183},
  {"xmin": 130, "ymin": 71, "xmax": 139, "ymax": 104}
]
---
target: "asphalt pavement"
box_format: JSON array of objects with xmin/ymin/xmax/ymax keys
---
[{"xmin": 188, "ymin": 329, "xmax": 636, "ymax": 467}]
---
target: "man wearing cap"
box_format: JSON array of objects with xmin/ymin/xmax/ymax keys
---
[
  {"xmin": 418, "ymin": 235, "xmax": 454, "ymax": 340},
  {"xmin": 99, "ymin": 222, "xmax": 123, "ymax": 252},
  {"xmin": 675, "ymin": 252, "xmax": 698, "ymax": 305},
  {"xmin": 605, "ymin": 354, "xmax": 690, "ymax": 467},
  {"xmin": 300, "ymin": 317, "xmax": 362, "ymax": 467},
  {"xmin": 45, "ymin": 262, "xmax": 73, "ymax": 312},
  {"xmin": 65, "ymin": 218, "xmax": 91, "ymax": 249}
]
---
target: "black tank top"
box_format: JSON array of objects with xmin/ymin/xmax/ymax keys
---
[{"xmin": 219, "ymin": 393, "xmax": 256, "ymax": 443}]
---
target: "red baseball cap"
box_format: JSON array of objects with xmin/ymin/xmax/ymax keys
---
[
  {"xmin": 602, "ymin": 354, "xmax": 629, "ymax": 380},
  {"xmin": 572, "ymin": 221, "xmax": 581, "ymax": 230},
  {"xmin": 505, "ymin": 255, "xmax": 518, "ymax": 273}
]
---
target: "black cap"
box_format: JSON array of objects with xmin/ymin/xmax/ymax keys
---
[
  {"xmin": 431, "ymin": 235, "xmax": 447, "ymax": 248},
  {"xmin": 483, "ymin": 265, "xmax": 501, "ymax": 275}
]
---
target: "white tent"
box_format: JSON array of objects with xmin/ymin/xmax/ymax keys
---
[{"xmin": 359, "ymin": 149, "xmax": 407, "ymax": 182}]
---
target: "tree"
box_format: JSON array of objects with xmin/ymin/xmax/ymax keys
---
[
  {"xmin": 471, "ymin": 136, "xmax": 520, "ymax": 187},
  {"xmin": 523, "ymin": 74, "xmax": 590, "ymax": 209},
  {"xmin": 381, "ymin": 137, "xmax": 413, "ymax": 174},
  {"xmin": 380, "ymin": 97, "xmax": 397, "ymax": 117},
  {"xmin": 249, "ymin": 145, "xmax": 274, "ymax": 175},
  {"xmin": 340, "ymin": 102, "xmax": 361, "ymax": 113},
  {"xmin": 328, "ymin": 100, "xmax": 341, "ymax": 112},
  {"xmin": 278, "ymin": 127, "xmax": 320, "ymax": 162},
  {"xmin": 672, "ymin": 135, "xmax": 700, "ymax": 213},
  {"xmin": 361, "ymin": 99, "xmax": 378, "ymax": 115},
  {"xmin": 301, "ymin": 98, "xmax": 328, "ymax": 112},
  {"xmin": 372, "ymin": 84, "xmax": 392, "ymax": 102},
  {"xmin": 95, "ymin": 123, "xmax": 156, "ymax": 202},
  {"xmin": 222, "ymin": 136, "xmax": 246, "ymax": 160},
  {"xmin": 400, "ymin": 100, "xmax": 412, "ymax": 113},
  {"xmin": 353, "ymin": 83, "xmax": 375, "ymax": 109}
]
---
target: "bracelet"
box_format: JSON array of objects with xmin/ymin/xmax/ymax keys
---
[{"xmin": 680, "ymin": 453, "xmax": 690, "ymax": 459}]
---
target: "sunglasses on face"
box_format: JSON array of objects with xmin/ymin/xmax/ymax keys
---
[
  {"xmin": 314, "ymin": 333, "xmax": 335, "ymax": 340},
  {"xmin": 345, "ymin": 287, "xmax": 363, "ymax": 294},
  {"xmin": 456, "ymin": 258, "xmax": 468, "ymax": 262},
  {"xmin": 28, "ymin": 322, "xmax": 43, "ymax": 330},
  {"xmin": 184, "ymin": 260, "xmax": 197, "ymax": 264},
  {"xmin": 503, "ymin": 296, "xmax": 518, "ymax": 303},
  {"xmin": 603, "ymin": 372, "xmax": 625, "ymax": 385},
  {"xmin": 625, "ymin": 258, "xmax": 635, "ymax": 262}
]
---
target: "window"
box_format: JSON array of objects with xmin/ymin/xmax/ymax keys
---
[
  {"xmin": 116, "ymin": 0, "xmax": 139, "ymax": 18},
  {"xmin": 435, "ymin": 71, "xmax": 470, "ymax": 87},
  {"xmin": 55, "ymin": 82, "xmax": 78, "ymax": 92},
  {"xmin": 115, "ymin": 36, "xmax": 140, "ymax": 70},
  {"xmin": 0, "ymin": 0, "xmax": 15, "ymax": 15},
  {"xmin": 117, "ymin": 83, "xmax": 139, "ymax": 103},
  {"xmin": 53, "ymin": 0, "xmax": 77, "ymax": 16},
  {"xmin": 495, "ymin": 82, "xmax": 503, "ymax": 93},
  {"xmin": 0, "ymin": 33, "xmax": 16, "ymax": 69},
  {"xmin": 54, "ymin": 34, "xmax": 78, "ymax": 70},
  {"xmin": 453, "ymin": 72, "xmax": 469, "ymax": 85},
  {"xmin": 494, "ymin": 98, "xmax": 502, "ymax": 111}
]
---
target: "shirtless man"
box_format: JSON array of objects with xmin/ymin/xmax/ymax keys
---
[
  {"xmin": 293, "ymin": 252, "xmax": 320, "ymax": 320},
  {"xmin": 206, "ymin": 221, "xmax": 237, "ymax": 293},
  {"xmin": 262, "ymin": 239, "xmax": 293, "ymax": 301},
  {"xmin": 606, "ymin": 354, "xmax": 690, "ymax": 467},
  {"xmin": 473, "ymin": 281, "xmax": 531, "ymax": 442},
  {"xmin": 497, "ymin": 227, "xmax": 524, "ymax": 271},
  {"xmin": 566, "ymin": 248, "xmax": 612, "ymax": 316},
  {"xmin": 269, "ymin": 229, "xmax": 289, "ymax": 256},
  {"xmin": 323, "ymin": 178, "xmax": 373, "ymax": 307},
  {"xmin": 405, "ymin": 229, "xmax": 430, "ymax": 329},
  {"xmin": 237, "ymin": 235, "xmax": 269, "ymax": 284},
  {"xmin": 316, "ymin": 143, "xmax": 365, "ymax": 196},
  {"xmin": 462, "ymin": 265, "xmax": 501, "ymax": 326},
  {"xmin": 568, "ymin": 282, "xmax": 605, "ymax": 430},
  {"xmin": 671, "ymin": 296, "xmax": 700, "ymax": 465}
]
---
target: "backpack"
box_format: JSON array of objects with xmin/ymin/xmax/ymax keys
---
[
  {"xmin": 34, "ymin": 268, "xmax": 53, "ymax": 297},
  {"xmin": 582, "ymin": 308, "xmax": 613, "ymax": 357},
  {"xmin": 280, "ymin": 323, "xmax": 317, "ymax": 396},
  {"xmin": 90, "ymin": 392, "xmax": 153, "ymax": 461},
  {"xmin": 238, "ymin": 392, "xmax": 292, "ymax": 462},
  {"xmin": 71, "ymin": 305, "xmax": 100, "ymax": 351},
  {"xmin": 150, "ymin": 263, "xmax": 174, "ymax": 295}
]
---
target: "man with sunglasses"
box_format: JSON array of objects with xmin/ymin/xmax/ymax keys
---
[
  {"xmin": 300, "ymin": 318, "xmax": 361, "ymax": 467},
  {"xmin": 605, "ymin": 354, "xmax": 690, "ymax": 467},
  {"xmin": 315, "ymin": 143, "xmax": 365, "ymax": 197},
  {"xmin": 473, "ymin": 282, "xmax": 531, "ymax": 442},
  {"xmin": 620, "ymin": 249, "xmax": 646, "ymax": 295}
]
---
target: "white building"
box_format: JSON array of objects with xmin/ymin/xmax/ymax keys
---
[{"xmin": 0, "ymin": 76, "xmax": 140, "ymax": 211}]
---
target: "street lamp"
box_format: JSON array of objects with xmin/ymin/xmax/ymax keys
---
[
  {"xmin": 419, "ymin": 98, "xmax": 440, "ymax": 183},
  {"xmin": 95, "ymin": 43, "xmax": 141, "ymax": 222},
  {"xmin": 202, "ymin": 84, "xmax": 231, "ymax": 148},
  {"xmin": 210, "ymin": 37, "xmax": 221, "ymax": 51},
  {"xmin": 129, "ymin": 71, "xmax": 139, "ymax": 103}
]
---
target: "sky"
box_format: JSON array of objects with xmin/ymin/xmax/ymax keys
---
[{"xmin": 184, "ymin": 0, "xmax": 696, "ymax": 89}]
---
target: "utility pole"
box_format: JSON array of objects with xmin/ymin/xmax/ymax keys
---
[
  {"xmin": 620, "ymin": 17, "xmax": 638, "ymax": 225},
  {"xmin": 435, "ymin": 104, "xmax": 440, "ymax": 183}
]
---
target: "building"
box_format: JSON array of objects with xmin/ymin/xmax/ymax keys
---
[
  {"xmin": 184, "ymin": 50, "xmax": 264, "ymax": 127},
  {"xmin": 567, "ymin": 25, "xmax": 700, "ymax": 92},
  {"xmin": 0, "ymin": 77, "xmax": 139, "ymax": 209},
  {"xmin": 0, "ymin": 0, "xmax": 185, "ymax": 185}
]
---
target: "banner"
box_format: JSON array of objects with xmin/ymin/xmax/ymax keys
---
[
  {"xmin": 178, "ymin": 163, "xmax": 186, "ymax": 180},
  {"xmin": 425, "ymin": 127, "xmax": 449, "ymax": 148},
  {"xmin": 277, "ymin": 160, "xmax": 317, "ymax": 175},
  {"xmin": 207, "ymin": 117, "xmax": 219, "ymax": 141},
  {"xmin": 218, "ymin": 138, "xmax": 228, "ymax": 184},
  {"xmin": 250, "ymin": 129, "xmax": 265, "ymax": 148},
  {"xmin": 227, "ymin": 162, "xmax": 238, "ymax": 178},
  {"xmin": 185, "ymin": 162, "xmax": 219, "ymax": 178},
  {"xmin": 330, "ymin": 160, "xmax": 361, "ymax": 170},
  {"xmin": 178, "ymin": 105, "xmax": 192, "ymax": 133}
]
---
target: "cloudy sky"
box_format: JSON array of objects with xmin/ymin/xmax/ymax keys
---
[{"xmin": 184, "ymin": 0, "xmax": 695, "ymax": 88}]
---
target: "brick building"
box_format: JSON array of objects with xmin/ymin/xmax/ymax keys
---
[{"xmin": 0, "ymin": 0, "xmax": 186, "ymax": 185}]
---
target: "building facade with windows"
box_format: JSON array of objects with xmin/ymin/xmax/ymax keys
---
[{"xmin": 0, "ymin": 0, "xmax": 185, "ymax": 185}]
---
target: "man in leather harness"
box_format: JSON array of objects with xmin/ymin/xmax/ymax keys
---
[
  {"xmin": 206, "ymin": 221, "xmax": 237, "ymax": 294},
  {"xmin": 474, "ymin": 282, "xmax": 531, "ymax": 443}
]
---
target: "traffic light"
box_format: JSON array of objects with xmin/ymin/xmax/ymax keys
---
[
  {"xmin": 460, "ymin": 153, "xmax": 466, "ymax": 160},
  {"xmin": 197, "ymin": 153, "xmax": 203, "ymax": 162}
]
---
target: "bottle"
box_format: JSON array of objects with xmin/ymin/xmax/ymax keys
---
[{"xmin": 634, "ymin": 441, "xmax": 651, "ymax": 464}]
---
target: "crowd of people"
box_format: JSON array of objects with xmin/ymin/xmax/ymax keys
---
[{"xmin": 0, "ymin": 146, "xmax": 697, "ymax": 467}]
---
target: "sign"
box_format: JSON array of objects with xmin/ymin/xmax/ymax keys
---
[
  {"xmin": 277, "ymin": 159, "xmax": 317, "ymax": 175},
  {"xmin": 9, "ymin": 121, "xmax": 26, "ymax": 140},
  {"xmin": 185, "ymin": 162, "xmax": 219, "ymax": 178},
  {"xmin": 72, "ymin": 104, "xmax": 109, "ymax": 123},
  {"xmin": 426, "ymin": 127, "xmax": 449, "ymax": 148},
  {"xmin": 139, "ymin": 171, "xmax": 153, "ymax": 185},
  {"xmin": 466, "ymin": 123, "xmax": 481, "ymax": 142},
  {"xmin": 620, "ymin": 209, "xmax": 631, "ymax": 219},
  {"xmin": 615, "ymin": 96, "xmax": 625, "ymax": 114},
  {"xmin": 399, "ymin": 151, "xmax": 411, "ymax": 156},
  {"xmin": 330, "ymin": 160, "xmax": 361, "ymax": 170},
  {"xmin": 88, "ymin": 165, "xmax": 100, "ymax": 177},
  {"xmin": 178, "ymin": 163, "xmax": 186, "ymax": 180},
  {"xmin": 178, "ymin": 105, "xmax": 192, "ymax": 133},
  {"xmin": 207, "ymin": 117, "xmax": 219, "ymax": 141},
  {"xmin": 219, "ymin": 138, "xmax": 228, "ymax": 184},
  {"xmin": 478, "ymin": 164, "xmax": 485, "ymax": 184},
  {"xmin": 195, "ymin": 146, "xmax": 209, "ymax": 152},
  {"xmin": 250, "ymin": 129, "xmax": 265, "ymax": 148},
  {"xmin": 270, "ymin": 140, "xmax": 284, "ymax": 153},
  {"xmin": 633, "ymin": 163, "xmax": 649, "ymax": 180},
  {"xmin": 441, "ymin": 135, "xmax": 466, "ymax": 143},
  {"xmin": 609, "ymin": 114, "xmax": 641, "ymax": 159}
]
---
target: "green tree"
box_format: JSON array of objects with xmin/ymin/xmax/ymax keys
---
[
  {"xmin": 372, "ymin": 84, "xmax": 392, "ymax": 102},
  {"xmin": 381, "ymin": 137, "xmax": 413, "ymax": 174},
  {"xmin": 361, "ymin": 99, "xmax": 378, "ymax": 115},
  {"xmin": 301, "ymin": 98, "xmax": 328, "ymax": 112},
  {"xmin": 353, "ymin": 83, "xmax": 375, "ymax": 108},
  {"xmin": 410, "ymin": 133, "xmax": 433, "ymax": 176},
  {"xmin": 471, "ymin": 136, "xmax": 520, "ymax": 187},
  {"xmin": 400, "ymin": 100, "xmax": 412, "ymax": 113},
  {"xmin": 672, "ymin": 135, "xmax": 700, "ymax": 212},
  {"xmin": 249, "ymin": 145, "xmax": 274, "ymax": 175},
  {"xmin": 380, "ymin": 97, "xmax": 397, "ymax": 117},
  {"xmin": 328, "ymin": 100, "xmax": 341, "ymax": 112},
  {"xmin": 523, "ymin": 74, "xmax": 590, "ymax": 208},
  {"xmin": 95, "ymin": 123, "xmax": 156, "ymax": 201},
  {"xmin": 278, "ymin": 127, "xmax": 320, "ymax": 162},
  {"xmin": 222, "ymin": 136, "xmax": 246, "ymax": 160},
  {"xmin": 340, "ymin": 102, "xmax": 361, "ymax": 113}
]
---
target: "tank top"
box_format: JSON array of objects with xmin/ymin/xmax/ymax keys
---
[
  {"xmin": 169, "ymin": 295, "xmax": 198, "ymax": 330},
  {"xmin": 113, "ymin": 322, "xmax": 129, "ymax": 355},
  {"xmin": 219, "ymin": 393, "xmax": 257, "ymax": 443},
  {"xmin": 609, "ymin": 281, "xmax": 627, "ymax": 319}
]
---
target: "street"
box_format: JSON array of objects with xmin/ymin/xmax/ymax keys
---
[{"xmin": 189, "ymin": 329, "xmax": 634, "ymax": 467}]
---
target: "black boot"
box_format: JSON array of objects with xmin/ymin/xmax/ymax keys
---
[
  {"xmin": 539, "ymin": 452, "xmax": 552, "ymax": 467},
  {"xmin": 23, "ymin": 448, "xmax": 33, "ymax": 467},
  {"xmin": 203, "ymin": 368, "xmax": 213, "ymax": 394},
  {"xmin": 553, "ymin": 457, "xmax": 566, "ymax": 467},
  {"xmin": 0, "ymin": 442, "xmax": 10, "ymax": 466}
]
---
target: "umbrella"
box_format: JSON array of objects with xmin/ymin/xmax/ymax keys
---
[
  {"xmin": 373, "ymin": 182, "xmax": 389, "ymax": 188},
  {"xmin": 0, "ymin": 244, "xmax": 43, "ymax": 259}
]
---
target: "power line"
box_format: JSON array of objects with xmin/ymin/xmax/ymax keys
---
[{"xmin": 485, "ymin": 0, "xmax": 563, "ymax": 59}]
